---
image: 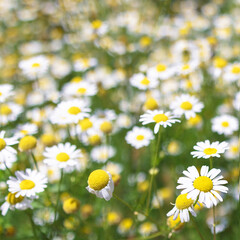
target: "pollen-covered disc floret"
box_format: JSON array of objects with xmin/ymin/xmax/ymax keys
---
[
  {"xmin": 166, "ymin": 193, "xmax": 196, "ymax": 223},
  {"xmin": 86, "ymin": 169, "xmax": 114, "ymax": 201},
  {"xmin": 7, "ymin": 169, "xmax": 48, "ymax": 198},
  {"xmin": 177, "ymin": 166, "xmax": 228, "ymax": 208},
  {"xmin": 139, "ymin": 110, "xmax": 180, "ymax": 134},
  {"xmin": 191, "ymin": 140, "xmax": 229, "ymax": 159}
]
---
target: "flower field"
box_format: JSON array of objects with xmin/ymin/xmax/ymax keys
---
[{"xmin": 0, "ymin": 0, "xmax": 239, "ymax": 239}]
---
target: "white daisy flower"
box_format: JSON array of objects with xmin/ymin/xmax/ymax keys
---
[
  {"xmin": 177, "ymin": 166, "xmax": 228, "ymax": 208},
  {"xmin": 0, "ymin": 153, "xmax": 17, "ymax": 170},
  {"xmin": 91, "ymin": 20, "xmax": 108, "ymax": 35},
  {"xmin": 233, "ymin": 92, "xmax": 240, "ymax": 111},
  {"xmin": 130, "ymin": 73, "xmax": 158, "ymax": 90},
  {"xmin": 125, "ymin": 127, "xmax": 154, "ymax": 149},
  {"xmin": 7, "ymin": 169, "xmax": 48, "ymax": 197},
  {"xmin": 139, "ymin": 110, "xmax": 180, "ymax": 134},
  {"xmin": 43, "ymin": 142, "xmax": 82, "ymax": 169},
  {"xmin": 223, "ymin": 62, "xmax": 240, "ymax": 82},
  {"xmin": 0, "ymin": 131, "xmax": 18, "ymax": 159},
  {"xmin": 166, "ymin": 193, "xmax": 196, "ymax": 223},
  {"xmin": 86, "ymin": 169, "xmax": 114, "ymax": 201},
  {"xmin": 0, "ymin": 102, "xmax": 23, "ymax": 125},
  {"xmin": 147, "ymin": 63, "xmax": 175, "ymax": 80},
  {"xmin": 211, "ymin": 115, "xmax": 239, "ymax": 136},
  {"xmin": 191, "ymin": 140, "xmax": 229, "ymax": 159},
  {"xmin": 0, "ymin": 192, "xmax": 33, "ymax": 216},
  {"xmin": 81, "ymin": 128, "xmax": 103, "ymax": 146},
  {"xmin": 19, "ymin": 55, "xmax": 49, "ymax": 80},
  {"xmin": 170, "ymin": 94, "xmax": 204, "ymax": 120},
  {"xmin": 91, "ymin": 145, "xmax": 116, "ymax": 163},
  {"xmin": 74, "ymin": 57, "xmax": 97, "ymax": 72},
  {"xmin": 224, "ymin": 137, "xmax": 239, "ymax": 160},
  {"xmin": 14, "ymin": 123, "xmax": 38, "ymax": 139},
  {"xmin": 50, "ymin": 99, "xmax": 91, "ymax": 125},
  {"xmin": 76, "ymin": 116, "xmax": 96, "ymax": 134},
  {"xmin": 62, "ymin": 81, "xmax": 97, "ymax": 98},
  {"xmin": 0, "ymin": 84, "xmax": 14, "ymax": 103},
  {"xmin": 139, "ymin": 222, "xmax": 157, "ymax": 236}
]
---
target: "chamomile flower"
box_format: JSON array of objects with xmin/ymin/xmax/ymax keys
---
[
  {"xmin": 139, "ymin": 222, "xmax": 157, "ymax": 236},
  {"xmin": 50, "ymin": 100, "xmax": 91, "ymax": 124},
  {"xmin": 0, "ymin": 152, "xmax": 17, "ymax": 170},
  {"xmin": 166, "ymin": 193, "xmax": 196, "ymax": 223},
  {"xmin": 0, "ymin": 192, "xmax": 33, "ymax": 216},
  {"xmin": 43, "ymin": 142, "xmax": 82, "ymax": 169},
  {"xmin": 0, "ymin": 102, "xmax": 23, "ymax": 125},
  {"xmin": 139, "ymin": 110, "xmax": 180, "ymax": 134},
  {"xmin": 177, "ymin": 166, "xmax": 228, "ymax": 208},
  {"xmin": 176, "ymin": 61, "xmax": 199, "ymax": 76},
  {"xmin": 7, "ymin": 169, "xmax": 48, "ymax": 197},
  {"xmin": 211, "ymin": 115, "xmax": 239, "ymax": 136},
  {"xmin": 0, "ymin": 84, "xmax": 14, "ymax": 102},
  {"xmin": 191, "ymin": 140, "xmax": 229, "ymax": 159},
  {"xmin": 125, "ymin": 126, "xmax": 154, "ymax": 149},
  {"xmin": 19, "ymin": 55, "xmax": 49, "ymax": 80},
  {"xmin": 223, "ymin": 62, "xmax": 240, "ymax": 82},
  {"xmin": 130, "ymin": 73, "xmax": 158, "ymax": 90},
  {"xmin": 74, "ymin": 57, "xmax": 97, "ymax": 72},
  {"xmin": 63, "ymin": 81, "xmax": 97, "ymax": 98},
  {"xmin": 147, "ymin": 63, "xmax": 174, "ymax": 80},
  {"xmin": 86, "ymin": 169, "xmax": 114, "ymax": 201},
  {"xmin": 225, "ymin": 137, "xmax": 239, "ymax": 160},
  {"xmin": 15, "ymin": 123, "xmax": 38, "ymax": 139},
  {"xmin": 90, "ymin": 145, "xmax": 116, "ymax": 163},
  {"xmin": 0, "ymin": 131, "xmax": 18, "ymax": 156},
  {"xmin": 170, "ymin": 94, "xmax": 204, "ymax": 119}
]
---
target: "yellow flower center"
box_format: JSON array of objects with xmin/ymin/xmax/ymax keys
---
[
  {"xmin": 0, "ymin": 92, "xmax": 2, "ymax": 96},
  {"xmin": 140, "ymin": 77, "xmax": 150, "ymax": 85},
  {"xmin": 231, "ymin": 146, "xmax": 239, "ymax": 153},
  {"xmin": 100, "ymin": 121, "xmax": 112, "ymax": 134},
  {"xmin": 144, "ymin": 97, "xmax": 158, "ymax": 110},
  {"xmin": 140, "ymin": 36, "xmax": 151, "ymax": 47},
  {"xmin": 221, "ymin": 121, "xmax": 229, "ymax": 127},
  {"xmin": 136, "ymin": 135, "xmax": 144, "ymax": 141},
  {"xmin": 63, "ymin": 197, "xmax": 80, "ymax": 214},
  {"xmin": 71, "ymin": 76, "xmax": 82, "ymax": 83},
  {"xmin": 175, "ymin": 193, "xmax": 194, "ymax": 210},
  {"xmin": 213, "ymin": 57, "xmax": 227, "ymax": 68},
  {"xmin": 20, "ymin": 130, "xmax": 28, "ymax": 135},
  {"xmin": 180, "ymin": 101, "xmax": 192, "ymax": 110},
  {"xmin": 156, "ymin": 64, "xmax": 166, "ymax": 72},
  {"xmin": 0, "ymin": 138, "xmax": 6, "ymax": 151},
  {"xmin": 193, "ymin": 176, "xmax": 213, "ymax": 192},
  {"xmin": 188, "ymin": 115, "xmax": 201, "ymax": 125},
  {"xmin": 0, "ymin": 104, "xmax": 12, "ymax": 115},
  {"xmin": 79, "ymin": 118, "xmax": 93, "ymax": 131},
  {"xmin": 231, "ymin": 65, "xmax": 240, "ymax": 74},
  {"xmin": 91, "ymin": 20, "xmax": 102, "ymax": 29},
  {"xmin": 120, "ymin": 218, "xmax": 133, "ymax": 230},
  {"xmin": 19, "ymin": 136, "xmax": 37, "ymax": 151},
  {"xmin": 56, "ymin": 152, "xmax": 70, "ymax": 162},
  {"xmin": 182, "ymin": 64, "xmax": 190, "ymax": 71},
  {"xmin": 68, "ymin": 106, "xmax": 81, "ymax": 115},
  {"xmin": 77, "ymin": 88, "xmax": 87, "ymax": 94},
  {"xmin": 89, "ymin": 135, "xmax": 101, "ymax": 145},
  {"xmin": 7, "ymin": 193, "xmax": 24, "ymax": 205},
  {"xmin": 153, "ymin": 114, "xmax": 168, "ymax": 123},
  {"xmin": 41, "ymin": 134, "xmax": 56, "ymax": 147},
  {"xmin": 203, "ymin": 148, "xmax": 217, "ymax": 155},
  {"xmin": 20, "ymin": 179, "xmax": 35, "ymax": 190},
  {"xmin": 99, "ymin": 151, "xmax": 108, "ymax": 159},
  {"xmin": 32, "ymin": 63, "xmax": 40, "ymax": 68},
  {"xmin": 88, "ymin": 169, "xmax": 109, "ymax": 190}
]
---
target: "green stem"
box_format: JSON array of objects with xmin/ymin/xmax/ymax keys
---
[
  {"xmin": 4, "ymin": 161, "xmax": 13, "ymax": 175},
  {"xmin": 192, "ymin": 217, "xmax": 205, "ymax": 240},
  {"xmin": 52, "ymin": 169, "xmax": 64, "ymax": 237},
  {"xmin": 113, "ymin": 193, "xmax": 133, "ymax": 212},
  {"xmin": 27, "ymin": 212, "xmax": 38, "ymax": 240},
  {"xmin": 209, "ymin": 157, "xmax": 216, "ymax": 240},
  {"xmin": 31, "ymin": 152, "xmax": 39, "ymax": 171},
  {"xmin": 146, "ymin": 128, "xmax": 161, "ymax": 215}
]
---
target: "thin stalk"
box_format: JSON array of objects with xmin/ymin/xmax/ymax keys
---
[
  {"xmin": 113, "ymin": 193, "xmax": 133, "ymax": 212},
  {"xmin": 146, "ymin": 128, "xmax": 161, "ymax": 215},
  {"xmin": 4, "ymin": 161, "xmax": 13, "ymax": 175},
  {"xmin": 27, "ymin": 212, "xmax": 38, "ymax": 240},
  {"xmin": 192, "ymin": 217, "xmax": 205, "ymax": 240},
  {"xmin": 31, "ymin": 152, "xmax": 39, "ymax": 171},
  {"xmin": 209, "ymin": 157, "xmax": 216, "ymax": 240}
]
